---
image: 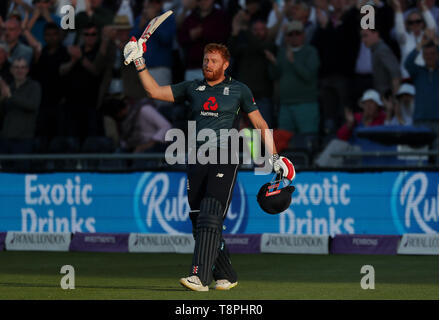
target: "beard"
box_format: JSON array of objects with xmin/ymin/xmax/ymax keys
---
[{"xmin": 203, "ymin": 66, "xmax": 223, "ymax": 81}]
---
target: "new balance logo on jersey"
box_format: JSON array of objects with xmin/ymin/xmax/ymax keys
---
[
  {"xmin": 196, "ymin": 85, "xmax": 206, "ymax": 91},
  {"xmin": 216, "ymin": 173, "xmax": 224, "ymax": 178},
  {"xmin": 223, "ymin": 87, "xmax": 229, "ymax": 95}
]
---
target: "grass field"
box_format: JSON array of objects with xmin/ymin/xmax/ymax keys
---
[{"xmin": 0, "ymin": 251, "xmax": 438, "ymax": 300}]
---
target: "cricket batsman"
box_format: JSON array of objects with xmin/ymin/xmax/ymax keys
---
[{"xmin": 124, "ymin": 35, "xmax": 294, "ymax": 291}]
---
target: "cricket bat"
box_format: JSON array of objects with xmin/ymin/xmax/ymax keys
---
[{"xmin": 124, "ymin": 10, "xmax": 173, "ymax": 65}]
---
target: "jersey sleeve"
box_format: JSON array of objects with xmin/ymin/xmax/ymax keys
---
[
  {"xmin": 240, "ymin": 84, "xmax": 259, "ymax": 114},
  {"xmin": 170, "ymin": 81, "xmax": 192, "ymax": 103}
]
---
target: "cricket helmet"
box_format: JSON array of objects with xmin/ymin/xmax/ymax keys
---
[{"xmin": 257, "ymin": 173, "xmax": 295, "ymax": 215}]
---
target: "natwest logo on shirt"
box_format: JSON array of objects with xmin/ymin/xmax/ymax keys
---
[{"xmin": 203, "ymin": 97, "xmax": 218, "ymax": 111}]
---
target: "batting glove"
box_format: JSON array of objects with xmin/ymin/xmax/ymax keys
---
[
  {"xmin": 123, "ymin": 36, "xmax": 147, "ymax": 67},
  {"xmin": 269, "ymin": 154, "xmax": 296, "ymax": 182}
]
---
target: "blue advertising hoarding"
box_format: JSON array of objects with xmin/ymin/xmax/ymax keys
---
[{"xmin": 0, "ymin": 171, "xmax": 437, "ymax": 235}]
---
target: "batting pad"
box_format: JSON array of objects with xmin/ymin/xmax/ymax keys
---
[
  {"xmin": 189, "ymin": 211, "xmax": 198, "ymax": 240},
  {"xmin": 190, "ymin": 198, "xmax": 223, "ymax": 286},
  {"xmin": 189, "ymin": 212, "xmax": 237, "ymax": 283},
  {"xmin": 213, "ymin": 238, "xmax": 238, "ymax": 283}
]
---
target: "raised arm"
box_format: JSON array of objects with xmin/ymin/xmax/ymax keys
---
[
  {"xmin": 123, "ymin": 37, "xmax": 174, "ymax": 102},
  {"xmin": 267, "ymin": 3, "xmax": 284, "ymax": 41},
  {"xmin": 392, "ymin": 0, "xmax": 407, "ymax": 44},
  {"xmin": 421, "ymin": 0, "xmax": 438, "ymax": 31}
]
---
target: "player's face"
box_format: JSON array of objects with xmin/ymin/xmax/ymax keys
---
[{"xmin": 202, "ymin": 51, "xmax": 228, "ymax": 81}]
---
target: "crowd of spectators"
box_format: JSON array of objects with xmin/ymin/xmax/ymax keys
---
[{"xmin": 0, "ymin": 0, "xmax": 438, "ymax": 169}]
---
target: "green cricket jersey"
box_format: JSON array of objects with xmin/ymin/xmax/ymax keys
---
[{"xmin": 170, "ymin": 76, "xmax": 259, "ymax": 148}]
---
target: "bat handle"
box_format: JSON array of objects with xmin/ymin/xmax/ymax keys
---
[
  {"xmin": 275, "ymin": 171, "xmax": 282, "ymax": 182},
  {"xmin": 124, "ymin": 60, "xmax": 130, "ymax": 66}
]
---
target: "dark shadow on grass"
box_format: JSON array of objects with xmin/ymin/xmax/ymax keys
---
[{"xmin": 0, "ymin": 282, "xmax": 185, "ymax": 292}]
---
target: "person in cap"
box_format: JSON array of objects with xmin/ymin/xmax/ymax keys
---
[
  {"xmin": 337, "ymin": 89, "xmax": 386, "ymax": 141},
  {"xmin": 290, "ymin": 0, "xmax": 317, "ymax": 44},
  {"xmin": 265, "ymin": 20, "xmax": 320, "ymax": 135},
  {"xmin": 315, "ymin": 89, "xmax": 386, "ymax": 167},
  {"xmin": 100, "ymin": 15, "xmax": 133, "ymax": 98},
  {"xmin": 384, "ymin": 83, "xmax": 415, "ymax": 126}
]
